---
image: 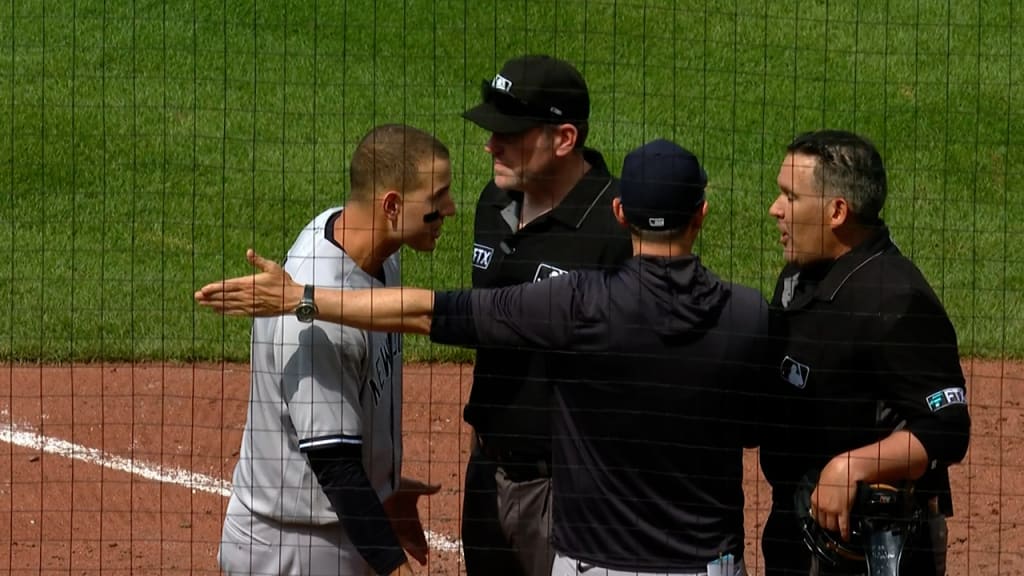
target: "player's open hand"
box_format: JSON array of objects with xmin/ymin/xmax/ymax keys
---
[
  {"xmin": 384, "ymin": 477, "xmax": 442, "ymax": 566},
  {"xmin": 194, "ymin": 249, "xmax": 303, "ymax": 317}
]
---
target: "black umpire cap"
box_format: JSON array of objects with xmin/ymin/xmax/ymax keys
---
[
  {"xmin": 619, "ymin": 139, "xmax": 708, "ymax": 231},
  {"xmin": 463, "ymin": 55, "xmax": 590, "ymax": 134}
]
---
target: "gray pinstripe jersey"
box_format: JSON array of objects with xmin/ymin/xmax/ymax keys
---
[{"xmin": 230, "ymin": 207, "xmax": 402, "ymax": 525}]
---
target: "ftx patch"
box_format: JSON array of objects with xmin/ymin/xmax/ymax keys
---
[
  {"xmin": 926, "ymin": 387, "xmax": 966, "ymax": 412},
  {"xmin": 473, "ymin": 244, "xmax": 494, "ymax": 270}
]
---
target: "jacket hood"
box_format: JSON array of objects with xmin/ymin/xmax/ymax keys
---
[{"xmin": 629, "ymin": 255, "xmax": 730, "ymax": 337}]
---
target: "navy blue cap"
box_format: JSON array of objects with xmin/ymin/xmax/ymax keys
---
[{"xmin": 619, "ymin": 139, "xmax": 708, "ymax": 231}]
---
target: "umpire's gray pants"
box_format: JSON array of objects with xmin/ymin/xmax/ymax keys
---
[
  {"xmin": 495, "ymin": 464, "xmax": 555, "ymax": 576},
  {"xmin": 552, "ymin": 552, "xmax": 747, "ymax": 576}
]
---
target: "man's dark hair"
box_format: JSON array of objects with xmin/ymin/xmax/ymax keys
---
[
  {"xmin": 629, "ymin": 225, "xmax": 687, "ymax": 243},
  {"xmin": 787, "ymin": 130, "xmax": 887, "ymax": 224},
  {"xmin": 349, "ymin": 124, "xmax": 449, "ymax": 201}
]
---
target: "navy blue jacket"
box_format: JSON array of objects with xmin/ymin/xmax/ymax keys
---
[{"xmin": 432, "ymin": 255, "xmax": 770, "ymax": 572}]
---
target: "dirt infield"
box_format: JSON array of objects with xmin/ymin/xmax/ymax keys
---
[{"xmin": 0, "ymin": 359, "xmax": 1020, "ymax": 575}]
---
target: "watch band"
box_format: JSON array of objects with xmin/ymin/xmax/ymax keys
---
[{"xmin": 294, "ymin": 284, "xmax": 318, "ymax": 323}]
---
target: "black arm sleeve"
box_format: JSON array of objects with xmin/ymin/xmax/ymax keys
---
[
  {"xmin": 306, "ymin": 444, "xmax": 405, "ymax": 575},
  {"xmin": 430, "ymin": 290, "xmax": 479, "ymax": 347}
]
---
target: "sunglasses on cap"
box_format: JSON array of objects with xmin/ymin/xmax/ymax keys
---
[{"xmin": 480, "ymin": 80, "xmax": 564, "ymax": 124}]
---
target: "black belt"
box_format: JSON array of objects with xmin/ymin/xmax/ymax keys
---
[{"xmin": 476, "ymin": 434, "xmax": 551, "ymax": 480}]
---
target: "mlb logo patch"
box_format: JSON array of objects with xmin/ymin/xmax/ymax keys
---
[
  {"xmin": 473, "ymin": 244, "xmax": 494, "ymax": 270},
  {"xmin": 534, "ymin": 263, "xmax": 568, "ymax": 283},
  {"xmin": 780, "ymin": 355, "xmax": 810, "ymax": 389},
  {"xmin": 926, "ymin": 387, "xmax": 966, "ymax": 412},
  {"xmin": 491, "ymin": 74, "xmax": 513, "ymax": 92}
]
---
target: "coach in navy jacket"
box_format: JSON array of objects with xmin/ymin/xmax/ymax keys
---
[{"xmin": 197, "ymin": 139, "xmax": 771, "ymax": 575}]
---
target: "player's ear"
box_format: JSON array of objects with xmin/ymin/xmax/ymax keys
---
[
  {"xmin": 611, "ymin": 197, "xmax": 629, "ymax": 229},
  {"xmin": 381, "ymin": 190, "xmax": 402, "ymax": 228}
]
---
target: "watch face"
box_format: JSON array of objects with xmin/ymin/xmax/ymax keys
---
[
  {"xmin": 296, "ymin": 284, "xmax": 317, "ymax": 322},
  {"xmin": 295, "ymin": 303, "xmax": 316, "ymax": 323}
]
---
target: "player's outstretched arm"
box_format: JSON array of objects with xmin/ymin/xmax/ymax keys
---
[{"xmin": 194, "ymin": 249, "xmax": 435, "ymax": 334}]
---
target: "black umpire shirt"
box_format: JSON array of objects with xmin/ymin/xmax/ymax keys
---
[
  {"xmin": 432, "ymin": 255, "xmax": 770, "ymax": 572},
  {"xmin": 759, "ymin": 225, "xmax": 971, "ymax": 536},
  {"xmin": 465, "ymin": 148, "xmax": 632, "ymax": 457}
]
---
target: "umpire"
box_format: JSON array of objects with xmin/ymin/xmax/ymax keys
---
[
  {"xmin": 197, "ymin": 139, "xmax": 769, "ymax": 576},
  {"xmin": 759, "ymin": 130, "xmax": 972, "ymax": 575},
  {"xmin": 461, "ymin": 54, "xmax": 631, "ymax": 576}
]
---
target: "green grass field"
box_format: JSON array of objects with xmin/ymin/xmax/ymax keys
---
[{"xmin": 1, "ymin": 0, "xmax": 1021, "ymax": 363}]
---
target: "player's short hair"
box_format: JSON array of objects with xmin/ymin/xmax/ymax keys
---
[
  {"xmin": 349, "ymin": 124, "xmax": 449, "ymax": 202},
  {"xmin": 786, "ymin": 130, "xmax": 887, "ymax": 224}
]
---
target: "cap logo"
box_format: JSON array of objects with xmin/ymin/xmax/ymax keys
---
[
  {"xmin": 491, "ymin": 74, "xmax": 513, "ymax": 93},
  {"xmin": 648, "ymin": 217, "xmax": 665, "ymax": 228}
]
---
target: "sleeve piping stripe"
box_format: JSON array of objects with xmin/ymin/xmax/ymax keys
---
[{"xmin": 298, "ymin": 435, "xmax": 363, "ymax": 451}]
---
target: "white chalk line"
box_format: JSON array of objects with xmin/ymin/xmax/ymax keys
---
[{"xmin": 0, "ymin": 418, "xmax": 464, "ymax": 555}]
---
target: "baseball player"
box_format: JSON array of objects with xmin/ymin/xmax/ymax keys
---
[
  {"xmin": 217, "ymin": 124, "xmax": 455, "ymax": 576},
  {"xmin": 198, "ymin": 139, "xmax": 770, "ymax": 576}
]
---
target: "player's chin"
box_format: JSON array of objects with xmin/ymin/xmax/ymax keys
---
[{"xmin": 407, "ymin": 236, "xmax": 439, "ymax": 253}]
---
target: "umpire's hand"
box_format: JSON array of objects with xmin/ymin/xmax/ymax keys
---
[{"xmin": 810, "ymin": 453, "xmax": 858, "ymax": 541}]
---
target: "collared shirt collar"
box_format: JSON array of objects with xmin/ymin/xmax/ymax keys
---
[
  {"xmin": 780, "ymin": 224, "xmax": 896, "ymax": 309},
  {"xmin": 815, "ymin": 224, "xmax": 895, "ymax": 301},
  {"xmin": 490, "ymin": 148, "xmax": 615, "ymax": 232}
]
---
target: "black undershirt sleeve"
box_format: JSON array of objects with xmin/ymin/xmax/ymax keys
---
[
  {"xmin": 305, "ymin": 443, "xmax": 405, "ymax": 575},
  {"xmin": 430, "ymin": 290, "xmax": 479, "ymax": 347}
]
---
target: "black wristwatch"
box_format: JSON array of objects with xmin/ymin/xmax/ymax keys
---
[{"xmin": 294, "ymin": 284, "xmax": 318, "ymax": 323}]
